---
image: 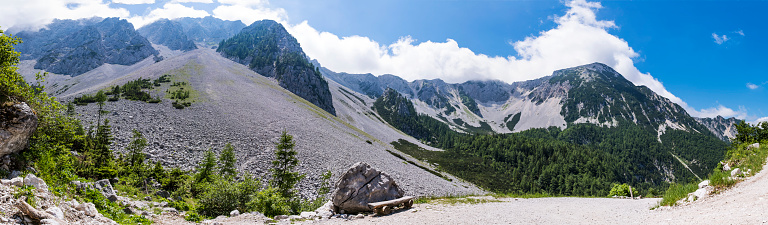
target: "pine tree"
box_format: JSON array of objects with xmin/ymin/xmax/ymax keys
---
[
  {"xmin": 218, "ymin": 143, "xmax": 237, "ymax": 180},
  {"xmin": 126, "ymin": 129, "xmax": 147, "ymax": 170},
  {"xmin": 196, "ymin": 150, "xmax": 217, "ymax": 184},
  {"xmin": 270, "ymin": 131, "xmax": 304, "ymax": 199}
]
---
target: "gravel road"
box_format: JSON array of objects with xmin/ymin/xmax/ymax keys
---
[{"xmin": 307, "ymin": 159, "xmax": 768, "ymax": 224}]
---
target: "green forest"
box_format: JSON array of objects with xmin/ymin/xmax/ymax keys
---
[{"xmin": 375, "ymin": 88, "xmax": 729, "ymax": 196}]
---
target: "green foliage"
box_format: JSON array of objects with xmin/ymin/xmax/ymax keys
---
[
  {"xmin": 608, "ymin": 183, "xmax": 639, "ymax": 197},
  {"xmin": 218, "ymin": 143, "xmax": 237, "ymax": 180},
  {"xmin": 659, "ymin": 183, "xmax": 697, "ymax": 206},
  {"xmin": 80, "ymin": 188, "xmax": 152, "ymax": 224},
  {"xmin": 0, "ymin": 28, "xmax": 25, "ymax": 104},
  {"xmin": 733, "ymin": 121, "xmax": 768, "ymax": 145},
  {"xmin": 505, "ymin": 112, "xmax": 521, "ymax": 131},
  {"xmin": 708, "ymin": 169, "xmax": 735, "ymax": 187},
  {"xmin": 248, "ymin": 187, "xmax": 291, "ymax": 218},
  {"xmin": 196, "ymin": 175, "xmax": 260, "ymax": 217},
  {"xmin": 270, "ymin": 131, "xmax": 304, "ymax": 200},
  {"xmin": 126, "ymin": 130, "xmax": 148, "ymax": 170},
  {"xmin": 192, "ymin": 150, "xmax": 217, "ymax": 197},
  {"xmin": 14, "ymin": 185, "xmax": 37, "ymax": 208},
  {"xmin": 184, "ymin": 211, "xmax": 205, "ymax": 222}
]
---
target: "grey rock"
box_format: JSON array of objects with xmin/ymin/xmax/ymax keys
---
[
  {"xmin": 45, "ymin": 207, "xmax": 65, "ymax": 220},
  {"xmin": 8, "ymin": 170, "xmax": 20, "ymax": 179},
  {"xmin": 731, "ymin": 168, "xmax": 743, "ymax": 177},
  {"xmin": 230, "ymin": 209, "xmax": 240, "ymax": 217},
  {"xmin": 749, "ymin": 143, "xmax": 760, "ymax": 149},
  {"xmin": 698, "ymin": 180, "xmax": 710, "ymax": 189},
  {"xmin": 299, "ymin": 211, "xmax": 317, "ymax": 219},
  {"xmin": 0, "ymin": 179, "xmax": 9, "ymax": 185},
  {"xmin": 93, "ymin": 179, "xmax": 118, "ymax": 202},
  {"xmin": 76, "ymin": 202, "xmax": 99, "ymax": 217},
  {"xmin": 155, "ymin": 190, "xmax": 170, "ymax": 198},
  {"xmin": 174, "ymin": 16, "xmax": 246, "ymax": 47},
  {"xmin": 315, "ymin": 200, "xmax": 334, "ymax": 219},
  {"xmin": 138, "ymin": 19, "xmax": 197, "ymax": 51},
  {"xmin": 723, "ymin": 163, "xmax": 731, "ymax": 171},
  {"xmin": 0, "ymin": 103, "xmax": 38, "ymax": 157},
  {"xmin": 10, "ymin": 177, "xmax": 23, "ymax": 187},
  {"xmin": 123, "ymin": 207, "xmax": 137, "ymax": 215},
  {"xmin": 332, "ymin": 162, "xmax": 404, "ymax": 214},
  {"xmin": 40, "ymin": 219, "xmax": 61, "ymax": 225},
  {"xmin": 162, "ymin": 207, "xmax": 178, "ymax": 213},
  {"xmin": 274, "ymin": 215, "xmax": 289, "ymax": 220},
  {"xmin": 288, "ymin": 215, "xmax": 302, "ymax": 220},
  {"xmin": 23, "ymin": 173, "xmax": 48, "ymax": 191}
]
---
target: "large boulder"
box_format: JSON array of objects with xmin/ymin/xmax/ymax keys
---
[
  {"xmin": 23, "ymin": 173, "xmax": 48, "ymax": 191},
  {"xmin": 0, "ymin": 102, "xmax": 38, "ymax": 157},
  {"xmin": 331, "ymin": 162, "xmax": 404, "ymax": 214},
  {"xmin": 93, "ymin": 179, "xmax": 118, "ymax": 202}
]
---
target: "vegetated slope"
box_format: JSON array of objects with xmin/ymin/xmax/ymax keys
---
[
  {"xmin": 371, "ymin": 72, "xmax": 729, "ymax": 195},
  {"xmin": 64, "ymin": 49, "xmax": 480, "ymax": 198},
  {"xmin": 217, "ymin": 20, "xmax": 336, "ymax": 116},
  {"xmin": 12, "ymin": 17, "xmax": 158, "ymax": 76},
  {"xmin": 695, "ymin": 116, "xmax": 741, "ymax": 142},
  {"xmin": 137, "ymin": 19, "xmax": 197, "ymax": 51},
  {"xmin": 174, "ymin": 16, "xmax": 246, "ymax": 48}
]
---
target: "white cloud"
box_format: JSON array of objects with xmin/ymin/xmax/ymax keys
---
[
  {"xmin": 747, "ymin": 83, "xmax": 759, "ymax": 90},
  {"xmin": 127, "ymin": 3, "xmax": 210, "ymax": 28},
  {"xmin": 171, "ymin": 0, "xmax": 213, "ymax": 3},
  {"xmin": 756, "ymin": 117, "xmax": 768, "ymax": 123},
  {"xmin": 0, "ymin": 0, "xmax": 130, "ymax": 31},
  {"xmin": 212, "ymin": 0, "xmax": 287, "ymax": 25},
  {"xmin": 112, "ymin": 0, "xmax": 155, "ymax": 4},
  {"xmin": 737, "ymin": 30, "xmax": 745, "ymax": 36},
  {"xmin": 695, "ymin": 105, "xmax": 748, "ymax": 119},
  {"xmin": 713, "ymin": 33, "xmax": 729, "ymax": 45}
]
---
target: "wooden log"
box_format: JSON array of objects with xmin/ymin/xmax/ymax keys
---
[{"xmin": 368, "ymin": 196, "xmax": 415, "ymax": 215}]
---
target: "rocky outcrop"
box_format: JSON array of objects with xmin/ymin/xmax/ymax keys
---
[
  {"xmin": 217, "ymin": 20, "xmax": 336, "ymax": 116},
  {"xmin": 138, "ymin": 19, "xmax": 197, "ymax": 51},
  {"xmin": 331, "ymin": 162, "xmax": 404, "ymax": 214},
  {"xmin": 695, "ymin": 116, "xmax": 741, "ymax": 142},
  {"xmin": 174, "ymin": 16, "xmax": 246, "ymax": 47},
  {"xmin": 14, "ymin": 17, "xmax": 158, "ymax": 76},
  {"xmin": 0, "ymin": 102, "xmax": 37, "ymax": 157},
  {"xmin": 93, "ymin": 179, "xmax": 118, "ymax": 202}
]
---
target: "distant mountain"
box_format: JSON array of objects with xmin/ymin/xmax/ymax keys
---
[
  {"xmin": 324, "ymin": 63, "xmax": 717, "ymax": 137},
  {"xmin": 138, "ymin": 19, "xmax": 197, "ymax": 51},
  {"xmin": 217, "ymin": 20, "xmax": 336, "ymax": 116},
  {"xmin": 174, "ymin": 16, "xmax": 246, "ymax": 48},
  {"xmin": 13, "ymin": 17, "xmax": 158, "ymax": 76},
  {"xmin": 696, "ymin": 116, "xmax": 741, "ymax": 141}
]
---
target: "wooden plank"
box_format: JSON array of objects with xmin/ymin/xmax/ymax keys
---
[{"xmin": 368, "ymin": 196, "xmax": 414, "ymax": 209}]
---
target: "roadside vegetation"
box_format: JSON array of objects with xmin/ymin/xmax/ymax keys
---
[
  {"xmin": 1, "ymin": 29, "xmax": 330, "ymax": 224},
  {"xmin": 659, "ymin": 121, "xmax": 768, "ymax": 206}
]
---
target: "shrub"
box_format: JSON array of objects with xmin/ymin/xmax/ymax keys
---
[
  {"xmin": 248, "ymin": 187, "xmax": 291, "ymax": 217},
  {"xmin": 196, "ymin": 174, "xmax": 260, "ymax": 217},
  {"xmin": 608, "ymin": 183, "xmax": 638, "ymax": 197},
  {"xmin": 709, "ymin": 169, "xmax": 736, "ymax": 187},
  {"xmin": 184, "ymin": 211, "xmax": 205, "ymax": 222}
]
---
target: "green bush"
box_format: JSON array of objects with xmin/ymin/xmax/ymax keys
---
[
  {"xmin": 184, "ymin": 211, "xmax": 205, "ymax": 222},
  {"xmin": 248, "ymin": 187, "xmax": 291, "ymax": 217},
  {"xmin": 608, "ymin": 183, "xmax": 639, "ymax": 197},
  {"xmin": 709, "ymin": 169, "xmax": 736, "ymax": 187}
]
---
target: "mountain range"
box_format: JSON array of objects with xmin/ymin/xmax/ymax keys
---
[{"xmin": 7, "ymin": 17, "xmax": 741, "ymax": 195}]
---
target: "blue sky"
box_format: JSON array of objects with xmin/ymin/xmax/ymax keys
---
[{"xmin": 1, "ymin": 0, "xmax": 766, "ymax": 122}]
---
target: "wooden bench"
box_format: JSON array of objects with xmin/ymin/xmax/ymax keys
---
[{"xmin": 368, "ymin": 196, "xmax": 414, "ymax": 216}]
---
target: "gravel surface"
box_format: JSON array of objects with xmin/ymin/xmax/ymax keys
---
[
  {"xmin": 68, "ymin": 49, "xmax": 482, "ymax": 199},
  {"xmin": 306, "ymin": 158, "xmax": 768, "ymax": 224}
]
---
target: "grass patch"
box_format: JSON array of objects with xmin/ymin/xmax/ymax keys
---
[
  {"xmin": 658, "ymin": 183, "xmax": 697, "ymax": 206},
  {"xmin": 416, "ymin": 195, "xmax": 501, "ymax": 205}
]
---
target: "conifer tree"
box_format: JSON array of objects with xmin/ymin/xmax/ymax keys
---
[
  {"xmin": 270, "ymin": 131, "xmax": 304, "ymax": 199},
  {"xmin": 218, "ymin": 143, "xmax": 237, "ymax": 180}
]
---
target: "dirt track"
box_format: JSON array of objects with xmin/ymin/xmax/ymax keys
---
[{"xmin": 308, "ymin": 160, "xmax": 768, "ymax": 225}]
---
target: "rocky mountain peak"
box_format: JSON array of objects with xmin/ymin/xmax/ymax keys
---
[
  {"xmin": 138, "ymin": 19, "xmax": 197, "ymax": 51},
  {"xmin": 217, "ymin": 20, "xmax": 336, "ymax": 116}
]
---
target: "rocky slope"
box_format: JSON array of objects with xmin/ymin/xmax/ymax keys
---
[
  {"xmin": 12, "ymin": 17, "xmax": 158, "ymax": 76},
  {"xmin": 696, "ymin": 116, "xmax": 741, "ymax": 142},
  {"xmin": 174, "ymin": 16, "xmax": 246, "ymax": 48},
  {"xmin": 63, "ymin": 49, "xmax": 480, "ymax": 199},
  {"xmin": 138, "ymin": 19, "xmax": 197, "ymax": 51},
  {"xmin": 218, "ymin": 20, "xmax": 336, "ymax": 116}
]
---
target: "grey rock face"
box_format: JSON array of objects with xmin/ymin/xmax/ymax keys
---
[
  {"xmin": 14, "ymin": 17, "xmax": 158, "ymax": 76},
  {"xmin": 174, "ymin": 16, "xmax": 246, "ymax": 47},
  {"xmin": 332, "ymin": 162, "xmax": 404, "ymax": 214},
  {"xmin": 218, "ymin": 20, "xmax": 336, "ymax": 116},
  {"xmin": 93, "ymin": 179, "xmax": 118, "ymax": 202},
  {"xmin": 0, "ymin": 102, "xmax": 38, "ymax": 157},
  {"xmin": 138, "ymin": 19, "xmax": 197, "ymax": 51},
  {"xmin": 23, "ymin": 173, "xmax": 48, "ymax": 191},
  {"xmin": 695, "ymin": 116, "xmax": 741, "ymax": 142}
]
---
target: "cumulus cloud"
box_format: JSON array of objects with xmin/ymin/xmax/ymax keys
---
[
  {"xmin": 112, "ymin": 0, "xmax": 155, "ymax": 4},
  {"xmin": 0, "ymin": 0, "xmax": 130, "ymax": 31},
  {"xmin": 127, "ymin": 3, "xmax": 210, "ymax": 28},
  {"xmin": 712, "ymin": 33, "xmax": 729, "ymax": 44},
  {"xmin": 747, "ymin": 83, "xmax": 759, "ymax": 90},
  {"xmin": 756, "ymin": 117, "xmax": 768, "ymax": 123},
  {"xmin": 213, "ymin": 0, "xmax": 287, "ymax": 25},
  {"xmin": 694, "ymin": 105, "xmax": 748, "ymax": 119}
]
